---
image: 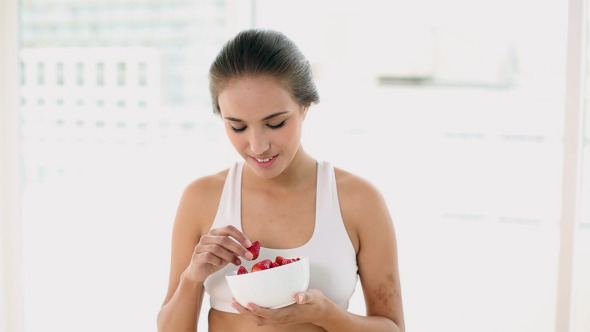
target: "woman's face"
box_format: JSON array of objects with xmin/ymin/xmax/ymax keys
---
[{"xmin": 218, "ymin": 75, "xmax": 308, "ymax": 179}]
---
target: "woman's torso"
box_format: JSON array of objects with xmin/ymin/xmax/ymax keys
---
[
  {"xmin": 208, "ymin": 309, "xmax": 327, "ymax": 332},
  {"xmin": 202, "ymin": 161, "xmax": 359, "ymax": 331}
]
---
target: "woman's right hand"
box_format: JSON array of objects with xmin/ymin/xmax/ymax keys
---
[{"xmin": 185, "ymin": 225, "xmax": 254, "ymax": 283}]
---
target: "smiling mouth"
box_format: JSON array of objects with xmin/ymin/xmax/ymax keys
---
[
  {"xmin": 251, "ymin": 154, "xmax": 277, "ymax": 167},
  {"xmin": 255, "ymin": 156, "xmax": 274, "ymax": 162}
]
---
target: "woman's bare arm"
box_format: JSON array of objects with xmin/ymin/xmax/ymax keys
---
[
  {"xmin": 324, "ymin": 169, "xmax": 405, "ymax": 331},
  {"xmin": 157, "ymin": 174, "xmax": 225, "ymax": 331}
]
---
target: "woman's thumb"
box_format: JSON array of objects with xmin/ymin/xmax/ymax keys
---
[{"xmin": 296, "ymin": 292, "xmax": 312, "ymax": 304}]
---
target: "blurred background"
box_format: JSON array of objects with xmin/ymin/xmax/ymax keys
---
[{"xmin": 1, "ymin": 0, "xmax": 589, "ymax": 331}]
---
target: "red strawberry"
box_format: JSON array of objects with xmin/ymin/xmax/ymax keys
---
[
  {"xmin": 251, "ymin": 259, "xmax": 272, "ymax": 272},
  {"xmin": 281, "ymin": 258, "xmax": 293, "ymax": 265},
  {"xmin": 247, "ymin": 241, "xmax": 261, "ymax": 260},
  {"xmin": 275, "ymin": 256, "xmax": 285, "ymax": 265},
  {"xmin": 271, "ymin": 262, "xmax": 280, "ymax": 268},
  {"xmin": 237, "ymin": 266, "xmax": 248, "ymax": 275}
]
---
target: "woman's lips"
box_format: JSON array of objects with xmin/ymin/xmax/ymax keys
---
[{"xmin": 251, "ymin": 155, "xmax": 277, "ymax": 168}]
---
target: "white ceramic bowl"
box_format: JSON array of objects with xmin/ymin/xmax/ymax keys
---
[{"xmin": 225, "ymin": 257, "xmax": 310, "ymax": 309}]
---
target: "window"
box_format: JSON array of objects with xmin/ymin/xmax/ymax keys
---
[
  {"xmin": 56, "ymin": 62, "xmax": 64, "ymax": 85},
  {"xmin": 17, "ymin": 1, "xmax": 244, "ymax": 331},
  {"xmin": 96, "ymin": 62, "xmax": 105, "ymax": 86},
  {"xmin": 76, "ymin": 62, "xmax": 84, "ymax": 85}
]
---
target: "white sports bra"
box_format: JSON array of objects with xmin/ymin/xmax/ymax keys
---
[{"xmin": 203, "ymin": 161, "xmax": 358, "ymax": 313}]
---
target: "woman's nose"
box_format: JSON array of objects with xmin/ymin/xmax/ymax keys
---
[{"xmin": 249, "ymin": 129, "xmax": 270, "ymax": 155}]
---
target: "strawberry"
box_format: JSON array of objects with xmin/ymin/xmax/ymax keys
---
[
  {"xmin": 247, "ymin": 241, "xmax": 261, "ymax": 260},
  {"xmin": 251, "ymin": 259, "xmax": 272, "ymax": 272},
  {"xmin": 271, "ymin": 262, "xmax": 280, "ymax": 268},
  {"xmin": 237, "ymin": 266, "xmax": 248, "ymax": 275},
  {"xmin": 275, "ymin": 256, "xmax": 299, "ymax": 266}
]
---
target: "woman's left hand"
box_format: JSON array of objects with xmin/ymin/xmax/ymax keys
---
[{"xmin": 231, "ymin": 289, "xmax": 330, "ymax": 327}]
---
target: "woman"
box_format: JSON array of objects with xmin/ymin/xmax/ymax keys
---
[{"xmin": 157, "ymin": 29, "xmax": 405, "ymax": 332}]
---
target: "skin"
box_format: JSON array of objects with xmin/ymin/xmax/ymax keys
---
[{"xmin": 157, "ymin": 75, "xmax": 405, "ymax": 332}]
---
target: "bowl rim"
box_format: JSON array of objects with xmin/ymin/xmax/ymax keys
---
[{"xmin": 225, "ymin": 256, "xmax": 309, "ymax": 278}]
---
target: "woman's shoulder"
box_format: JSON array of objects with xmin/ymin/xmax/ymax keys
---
[
  {"xmin": 184, "ymin": 168, "xmax": 229, "ymax": 198},
  {"xmin": 333, "ymin": 166, "xmax": 391, "ymax": 224},
  {"xmin": 176, "ymin": 168, "xmax": 231, "ymax": 232},
  {"xmin": 332, "ymin": 166, "xmax": 392, "ymax": 253},
  {"xmin": 333, "ymin": 166, "xmax": 384, "ymax": 203}
]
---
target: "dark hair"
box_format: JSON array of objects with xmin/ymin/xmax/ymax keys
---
[{"xmin": 209, "ymin": 29, "xmax": 320, "ymax": 115}]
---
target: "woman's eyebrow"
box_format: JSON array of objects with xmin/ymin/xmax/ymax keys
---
[
  {"xmin": 261, "ymin": 111, "xmax": 289, "ymax": 121},
  {"xmin": 223, "ymin": 111, "xmax": 289, "ymax": 122},
  {"xmin": 223, "ymin": 116, "xmax": 243, "ymax": 122}
]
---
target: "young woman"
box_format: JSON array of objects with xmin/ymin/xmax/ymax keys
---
[{"xmin": 157, "ymin": 29, "xmax": 405, "ymax": 332}]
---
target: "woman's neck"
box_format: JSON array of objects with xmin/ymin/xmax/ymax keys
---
[{"xmin": 243, "ymin": 146, "xmax": 317, "ymax": 192}]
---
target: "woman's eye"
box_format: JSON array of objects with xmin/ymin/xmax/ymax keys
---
[
  {"xmin": 267, "ymin": 120, "xmax": 286, "ymax": 129},
  {"xmin": 231, "ymin": 126, "xmax": 247, "ymax": 132}
]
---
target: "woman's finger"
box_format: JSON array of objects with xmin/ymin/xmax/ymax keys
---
[
  {"xmin": 296, "ymin": 292, "xmax": 311, "ymax": 304},
  {"xmin": 202, "ymin": 229, "xmax": 254, "ymax": 260},
  {"xmin": 209, "ymin": 225, "xmax": 253, "ymax": 248},
  {"xmin": 193, "ymin": 250, "xmax": 227, "ymax": 267},
  {"xmin": 195, "ymin": 243, "xmax": 242, "ymax": 266},
  {"xmin": 232, "ymin": 300, "xmax": 267, "ymax": 325}
]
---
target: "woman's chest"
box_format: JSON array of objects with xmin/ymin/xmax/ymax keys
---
[{"xmin": 241, "ymin": 189, "xmax": 316, "ymax": 249}]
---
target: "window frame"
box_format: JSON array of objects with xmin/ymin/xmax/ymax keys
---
[{"xmin": 555, "ymin": 0, "xmax": 587, "ymax": 331}]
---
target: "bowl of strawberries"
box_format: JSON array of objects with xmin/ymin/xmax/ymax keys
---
[{"xmin": 225, "ymin": 242, "xmax": 309, "ymax": 309}]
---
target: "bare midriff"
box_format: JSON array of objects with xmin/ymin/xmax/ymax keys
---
[{"xmin": 207, "ymin": 308, "xmax": 327, "ymax": 332}]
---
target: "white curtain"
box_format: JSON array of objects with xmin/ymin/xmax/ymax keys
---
[{"xmin": 0, "ymin": 1, "xmax": 24, "ymax": 331}]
